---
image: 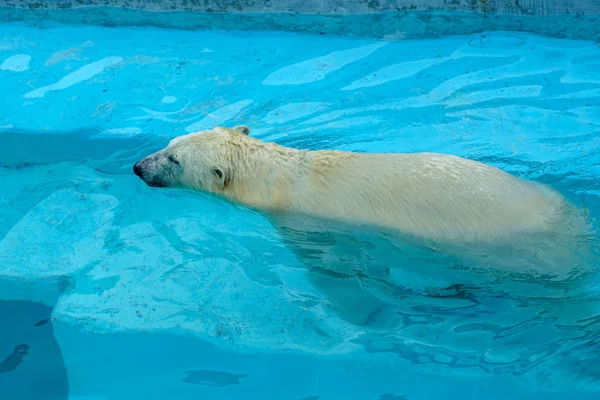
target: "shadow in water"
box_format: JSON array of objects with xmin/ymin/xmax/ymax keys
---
[
  {"xmin": 0, "ymin": 127, "xmax": 169, "ymax": 175},
  {"xmin": 0, "ymin": 301, "xmax": 68, "ymax": 400}
]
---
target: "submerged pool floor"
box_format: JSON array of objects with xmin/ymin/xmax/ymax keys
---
[{"xmin": 1, "ymin": 21, "xmax": 600, "ymax": 399}]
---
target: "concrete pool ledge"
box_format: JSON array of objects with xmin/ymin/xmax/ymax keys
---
[
  {"xmin": 2, "ymin": 0, "xmax": 599, "ymax": 15},
  {"xmin": 1, "ymin": 1, "xmax": 599, "ymax": 42}
]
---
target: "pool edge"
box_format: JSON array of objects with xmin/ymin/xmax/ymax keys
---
[{"xmin": 1, "ymin": 6, "xmax": 600, "ymax": 42}]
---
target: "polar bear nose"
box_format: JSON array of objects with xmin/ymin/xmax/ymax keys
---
[{"xmin": 133, "ymin": 162, "xmax": 142, "ymax": 177}]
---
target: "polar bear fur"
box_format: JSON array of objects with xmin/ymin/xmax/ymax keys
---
[{"xmin": 133, "ymin": 125, "xmax": 595, "ymax": 324}]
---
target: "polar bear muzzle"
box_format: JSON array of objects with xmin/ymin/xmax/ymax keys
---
[{"xmin": 133, "ymin": 150, "xmax": 181, "ymax": 188}]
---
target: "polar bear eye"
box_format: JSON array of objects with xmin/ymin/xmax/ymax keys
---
[{"xmin": 168, "ymin": 154, "xmax": 180, "ymax": 165}]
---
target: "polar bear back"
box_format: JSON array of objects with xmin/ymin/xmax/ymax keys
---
[{"xmin": 288, "ymin": 151, "xmax": 579, "ymax": 244}]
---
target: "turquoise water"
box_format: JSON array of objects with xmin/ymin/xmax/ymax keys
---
[{"xmin": 1, "ymin": 20, "xmax": 600, "ymax": 399}]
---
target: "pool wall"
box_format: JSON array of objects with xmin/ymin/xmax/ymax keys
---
[{"xmin": 1, "ymin": 0, "xmax": 599, "ymax": 41}]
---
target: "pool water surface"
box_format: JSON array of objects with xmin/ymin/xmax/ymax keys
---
[{"xmin": 1, "ymin": 21, "xmax": 600, "ymax": 399}]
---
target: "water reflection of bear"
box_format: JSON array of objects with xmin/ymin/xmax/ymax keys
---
[{"xmin": 270, "ymin": 208, "xmax": 598, "ymax": 326}]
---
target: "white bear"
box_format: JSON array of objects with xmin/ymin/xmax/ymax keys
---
[{"xmin": 133, "ymin": 125, "xmax": 595, "ymax": 324}]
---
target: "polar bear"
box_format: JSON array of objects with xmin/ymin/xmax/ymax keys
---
[{"xmin": 133, "ymin": 125, "xmax": 595, "ymax": 324}]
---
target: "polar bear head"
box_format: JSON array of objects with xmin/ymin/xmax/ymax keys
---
[{"xmin": 133, "ymin": 125, "xmax": 251, "ymax": 193}]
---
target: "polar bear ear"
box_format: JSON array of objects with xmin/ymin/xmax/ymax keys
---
[
  {"xmin": 211, "ymin": 167, "xmax": 230, "ymax": 188},
  {"xmin": 233, "ymin": 125, "xmax": 250, "ymax": 135}
]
